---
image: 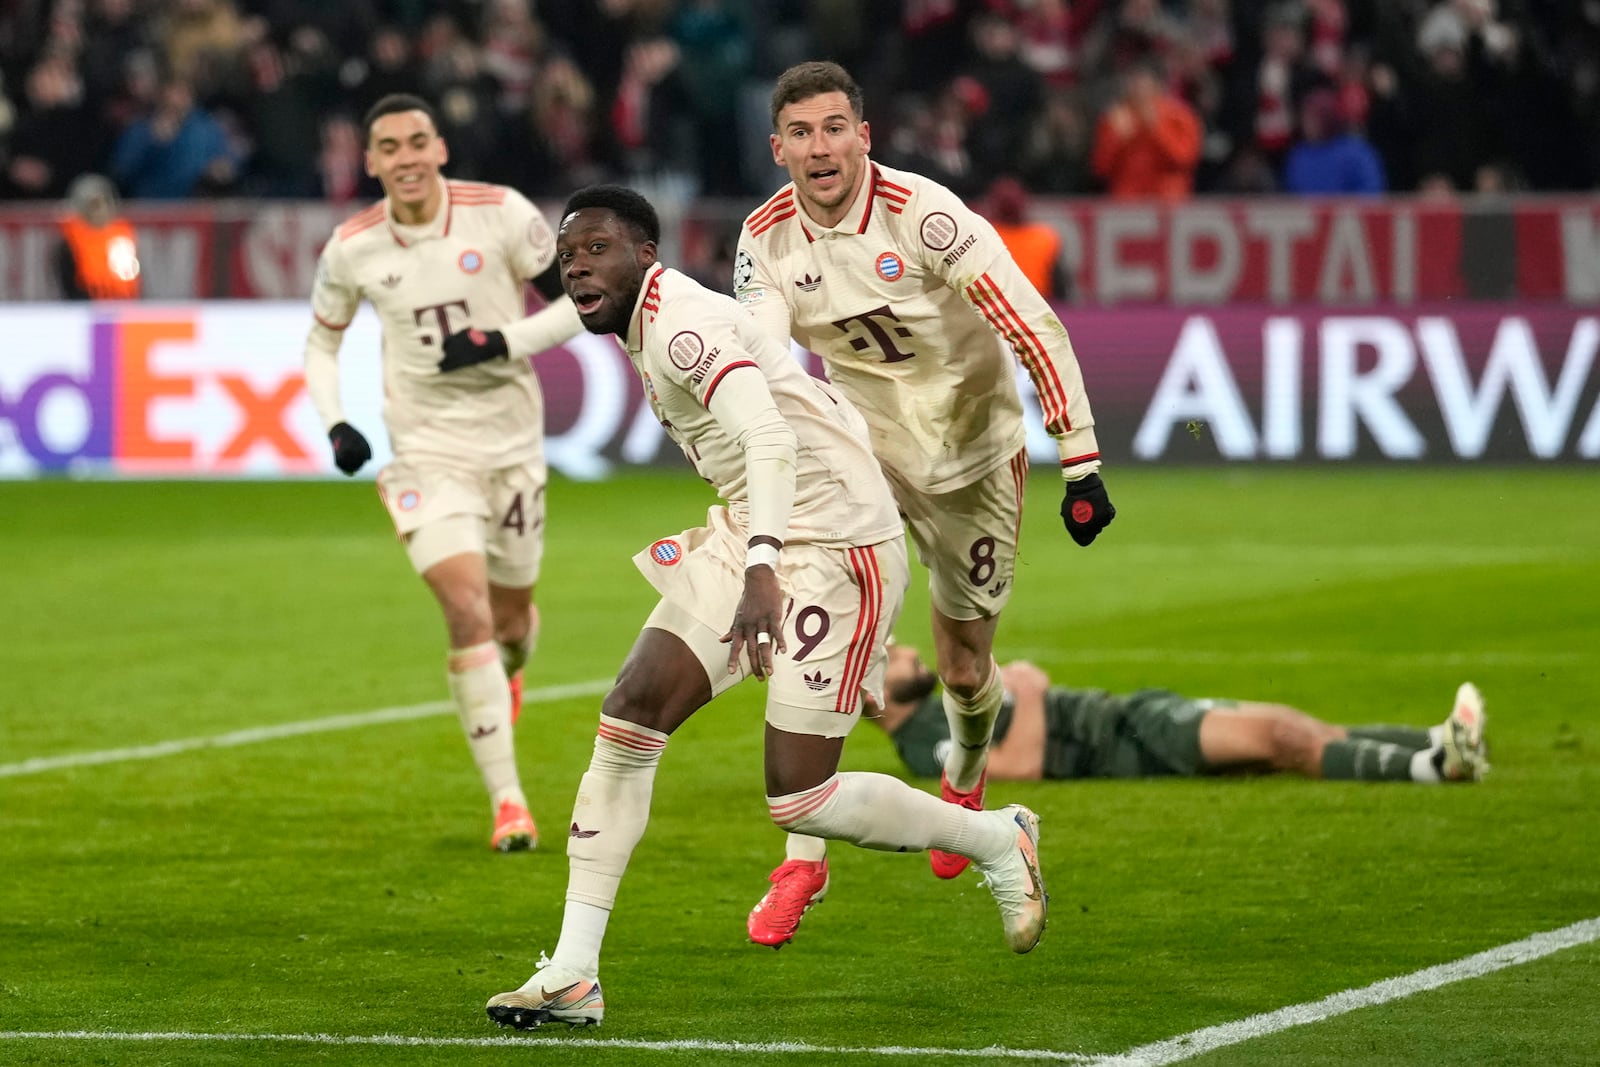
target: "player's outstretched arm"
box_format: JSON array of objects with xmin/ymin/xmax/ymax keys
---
[{"xmin": 439, "ymin": 295, "xmax": 584, "ymax": 373}]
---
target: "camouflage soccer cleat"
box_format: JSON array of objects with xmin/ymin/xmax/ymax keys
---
[
  {"xmin": 491, "ymin": 799, "xmax": 537, "ymax": 852},
  {"xmin": 1440, "ymin": 682, "xmax": 1489, "ymax": 782},
  {"xmin": 929, "ymin": 770, "xmax": 987, "ymax": 879},
  {"xmin": 747, "ymin": 858, "xmax": 829, "ymax": 949},
  {"xmin": 977, "ymin": 805, "xmax": 1048, "ymax": 954},
  {"xmin": 487, "ymin": 956, "xmax": 604, "ymax": 1029}
]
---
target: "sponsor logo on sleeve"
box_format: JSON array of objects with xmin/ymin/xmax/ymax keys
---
[
  {"xmin": 734, "ymin": 248, "xmax": 755, "ymax": 290},
  {"xmin": 920, "ymin": 212, "xmax": 958, "ymax": 251},
  {"xmin": 874, "ymin": 251, "xmax": 905, "ymax": 282},
  {"xmin": 667, "ymin": 330, "xmax": 705, "ymax": 370},
  {"xmin": 941, "ymin": 233, "xmax": 978, "ymax": 267}
]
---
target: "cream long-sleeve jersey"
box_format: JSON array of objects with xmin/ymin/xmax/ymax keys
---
[
  {"xmin": 735, "ymin": 160, "xmax": 1101, "ymax": 493},
  {"xmin": 306, "ymin": 179, "xmax": 561, "ymax": 470},
  {"xmin": 624, "ymin": 264, "xmax": 903, "ymax": 548}
]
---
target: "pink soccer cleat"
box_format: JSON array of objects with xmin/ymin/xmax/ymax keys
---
[{"xmin": 929, "ymin": 770, "xmax": 986, "ymax": 879}]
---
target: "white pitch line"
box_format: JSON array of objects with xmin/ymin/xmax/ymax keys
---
[
  {"xmin": 1, "ymin": 918, "xmax": 1595, "ymax": 1062},
  {"xmin": 1096, "ymin": 915, "xmax": 1600, "ymax": 1066},
  {"xmin": 1009, "ymin": 649, "xmax": 1586, "ymax": 668},
  {"xmin": 0, "ymin": 1031, "xmax": 1096, "ymax": 1061},
  {"xmin": 0, "ymin": 678, "xmax": 612, "ymax": 780}
]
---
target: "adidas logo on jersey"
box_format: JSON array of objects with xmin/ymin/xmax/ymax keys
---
[
  {"xmin": 804, "ymin": 670, "xmax": 832, "ymax": 692},
  {"xmin": 795, "ymin": 273, "xmax": 822, "ymax": 292},
  {"xmin": 380, "ymin": 274, "xmax": 402, "ymax": 288},
  {"xmin": 569, "ymin": 823, "xmax": 600, "ymax": 839}
]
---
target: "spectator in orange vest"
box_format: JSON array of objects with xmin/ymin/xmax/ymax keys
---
[
  {"xmin": 56, "ymin": 174, "xmax": 142, "ymax": 301},
  {"xmin": 1090, "ymin": 62, "xmax": 1202, "ymax": 201},
  {"xmin": 983, "ymin": 175, "xmax": 1068, "ymax": 300}
]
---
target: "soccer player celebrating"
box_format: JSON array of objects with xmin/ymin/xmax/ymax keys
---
[
  {"xmin": 485, "ymin": 185, "xmax": 1049, "ymax": 1031},
  {"xmin": 302, "ymin": 94, "xmax": 585, "ymax": 852},
  {"xmin": 733, "ymin": 62, "xmax": 1113, "ymax": 928}
]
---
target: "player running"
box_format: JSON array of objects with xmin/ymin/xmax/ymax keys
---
[
  {"xmin": 733, "ymin": 61, "xmax": 1114, "ymax": 930},
  {"xmin": 485, "ymin": 185, "xmax": 1048, "ymax": 1032},
  {"xmin": 302, "ymin": 94, "xmax": 585, "ymax": 851}
]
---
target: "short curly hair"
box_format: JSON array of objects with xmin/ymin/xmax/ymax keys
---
[{"xmin": 562, "ymin": 184, "xmax": 661, "ymax": 244}]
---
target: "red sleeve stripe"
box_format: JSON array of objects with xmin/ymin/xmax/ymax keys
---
[
  {"xmin": 836, "ymin": 545, "xmax": 884, "ymax": 713},
  {"xmin": 337, "ymin": 206, "xmax": 385, "ymax": 239},
  {"xmin": 1010, "ymin": 449, "xmax": 1029, "ymax": 545},
  {"xmin": 768, "ymin": 778, "xmax": 840, "ymax": 822},
  {"xmin": 750, "ymin": 207, "xmax": 796, "ymax": 237},
  {"xmin": 701, "ymin": 360, "xmax": 758, "ymax": 405},
  {"xmin": 966, "ymin": 272, "xmax": 1072, "ymax": 430},
  {"xmin": 875, "ymin": 174, "xmax": 913, "ymax": 197},
  {"xmin": 597, "ymin": 721, "xmax": 668, "ymax": 752},
  {"xmin": 1059, "ymin": 452, "xmax": 1099, "ymax": 466},
  {"xmin": 747, "ymin": 190, "xmax": 795, "ymax": 231},
  {"xmin": 313, "ymin": 311, "xmax": 351, "ymax": 331}
]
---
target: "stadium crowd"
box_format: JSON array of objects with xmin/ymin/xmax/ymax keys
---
[{"xmin": 2, "ymin": 0, "xmax": 1598, "ymax": 207}]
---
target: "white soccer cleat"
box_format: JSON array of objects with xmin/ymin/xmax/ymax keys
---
[
  {"xmin": 1440, "ymin": 682, "xmax": 1489, "ymax": 782},
  {"xmin": 486, "ymin": 955, "xmax": 604, "ymax": 1029},
  {"xmin": 976, "ymin": 804, "xmax": 1048, "ymax": 954}
]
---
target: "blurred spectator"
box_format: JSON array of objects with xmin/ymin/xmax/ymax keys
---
[
  {"xmin": 111, "ymin": 76, "xmax": 240, "ymax": 198},
  {"xmin": 4, "ymin": 52, "xmax": 107, "ymax": 200},
  {"xmin": 1281, "ymin": 86, "xmax": 1383, "ymax": 193},
  {"xmin": 608, "ymin": 37, "xmax": 695, "ymax": 183},
  {"xmin": 1090, "ymin": 62, "xmax": 1202, "ymax": 200},
  {"xmin": 961, "ymin": 13, "xmax": 1043, "ymax": 188},
  {"xmin": 1081, "ymin": 0, "xmax": 1181, "ymax": 82},
  {"xmin": 1408, "ymin": 7, "xmax": 1498, "ymax": 195},
  {"xmin": 352, "ymin": 26, "xmax": 423, "ymax": 119},
  {"xmin": 315, "ymin": 113, "xmax": 367, "ymax": 203},
  {"xmin": 425, "ymin": 36, "xmax": 501, "ymax": 181},
  {"xmin": 1243, "ymin": 3, "xmax": 1322, "ymax": 170},
  {"xmin": 1005, "ymin": 0, "xmax": 1105, "ymax": 89},
  {"xmin": 983, "ymin": 175, "xmax": 1068, "ymax": 300},
  {"xmin": 480, "ymin": 0, "xmax": 546, "ymax": 116},
  {"xmin": 158, "ymin": 0, "xmax": 247, "ymax": 100},
  {"xmin": 232, "ymin": 27, "xmax": 339, "ymax": 197},
  {"xmin": 879, "ymin": 93, "xmax": 968, "ymax": 194},
  {"xmin": 56, "ymin": 173, "xmax": 140, "ymax": 300},
  {"xmin": 1018, "ymin": 88, "xmax": 1094, "ymax": 195},
  {"xmin": 81, "ymin": 0, "xmax": 153, "ymax": 113},
  {"xmin": 671, "ymin": 0, "xmax": 751, "ymax": 194}
]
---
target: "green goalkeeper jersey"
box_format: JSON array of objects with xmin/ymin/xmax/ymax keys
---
[{"xmin": 890, "ymin": 686, "xmax": 1209, "ymax": 780}]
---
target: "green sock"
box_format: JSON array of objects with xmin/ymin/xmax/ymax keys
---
[
  {"xmin": 1321, "ymin": 739, "xmax": 1416, "ymax": 782},
  {"xmin": 1347, "ymin": 725, "xmax": 1432, "ymax": 751}
]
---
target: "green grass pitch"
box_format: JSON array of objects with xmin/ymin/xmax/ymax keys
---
[{"xmin": 1, "ymin": 468, "xmax": 1596, "ymax": 1066}]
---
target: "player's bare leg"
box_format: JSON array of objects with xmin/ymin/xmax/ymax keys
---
[
  {"xmin": 1200, "ymin": 700, "xmax": 1477, "ymax": 783},
  {"xmin": 927, "ymin": 609, "xmax": 1002, "ymax": 878},
  {"xmin": 490, "ymin": 586, "xmax": 537, "ymax": 724},
  {"xmin": 489, "ymin": 627, "xmax": 710, "ymax": 1029},
  {"xmin": 423, "ymin": 551, "xmax": 531, "ymax": 849}
]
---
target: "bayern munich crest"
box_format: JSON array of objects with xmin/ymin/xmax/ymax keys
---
[
  {"xmin": 649, "ymin": 539, "xmax": 682, "ymax": 565},
  {"xmin": 875, "ymin": 251, "xmax": 904, "ymax": 281},
  {"xmin": 458, "ymin": 249, "xmax": 484, "ymax": 274}
]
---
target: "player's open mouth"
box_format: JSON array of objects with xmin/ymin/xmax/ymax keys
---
[
  {"xmin": 809, "ymin": 168, "xmax": 839, "ymax": 185},
  {"xmin": 572, "ymin": 291, "xmax": 605, "ymax": 315}
]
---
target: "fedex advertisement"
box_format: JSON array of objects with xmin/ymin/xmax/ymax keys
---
[{"xmin": 1, "ymin": 302, "xmax": 1597, "ymax": 479}]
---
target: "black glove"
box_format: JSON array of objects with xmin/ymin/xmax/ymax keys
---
[
  {"xmin": 327, "ymin": 421, "xmax": 372, "ymax": 476},
  {"xmin": 1061, "ymin": 473, "xmax": 1115, "ymax": 546},
  {"xmin": 438, "ymin": 328, "xmax": 508, "ymax": 372}
]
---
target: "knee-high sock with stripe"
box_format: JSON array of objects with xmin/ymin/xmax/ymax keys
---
[
  {"xmin": 941, "ymin": 659, "xmax": 1003, "ymax": 792},
  {"xmin": 768, "ymin": 772, "xmax": 1015, "ymax": 863},
  {"xmin": 447, "ymin": 641, "xmax": 521, "ymax": 807},
  {"xmin": 551, "ymin": 714, "xmax": 668, "ymax": 975}
]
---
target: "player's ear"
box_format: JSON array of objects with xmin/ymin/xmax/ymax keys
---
[
  {"xmin": 858, "ymin": 119, "xmax": 871, "ymax": 154},
  {"xmin": 637, "ymin": 240, "xmax": 658, "ymax": 270},
  {"xmin": 769, "ymin": 132, "xmax": 784, "ymax": 166},
  {"xmin": 437, "ymin": 136, "xmax": 449, "ymax": 167},
  {"xmin": 363, "ymin": 150, "xmax": 376, "ymax": 179}
]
